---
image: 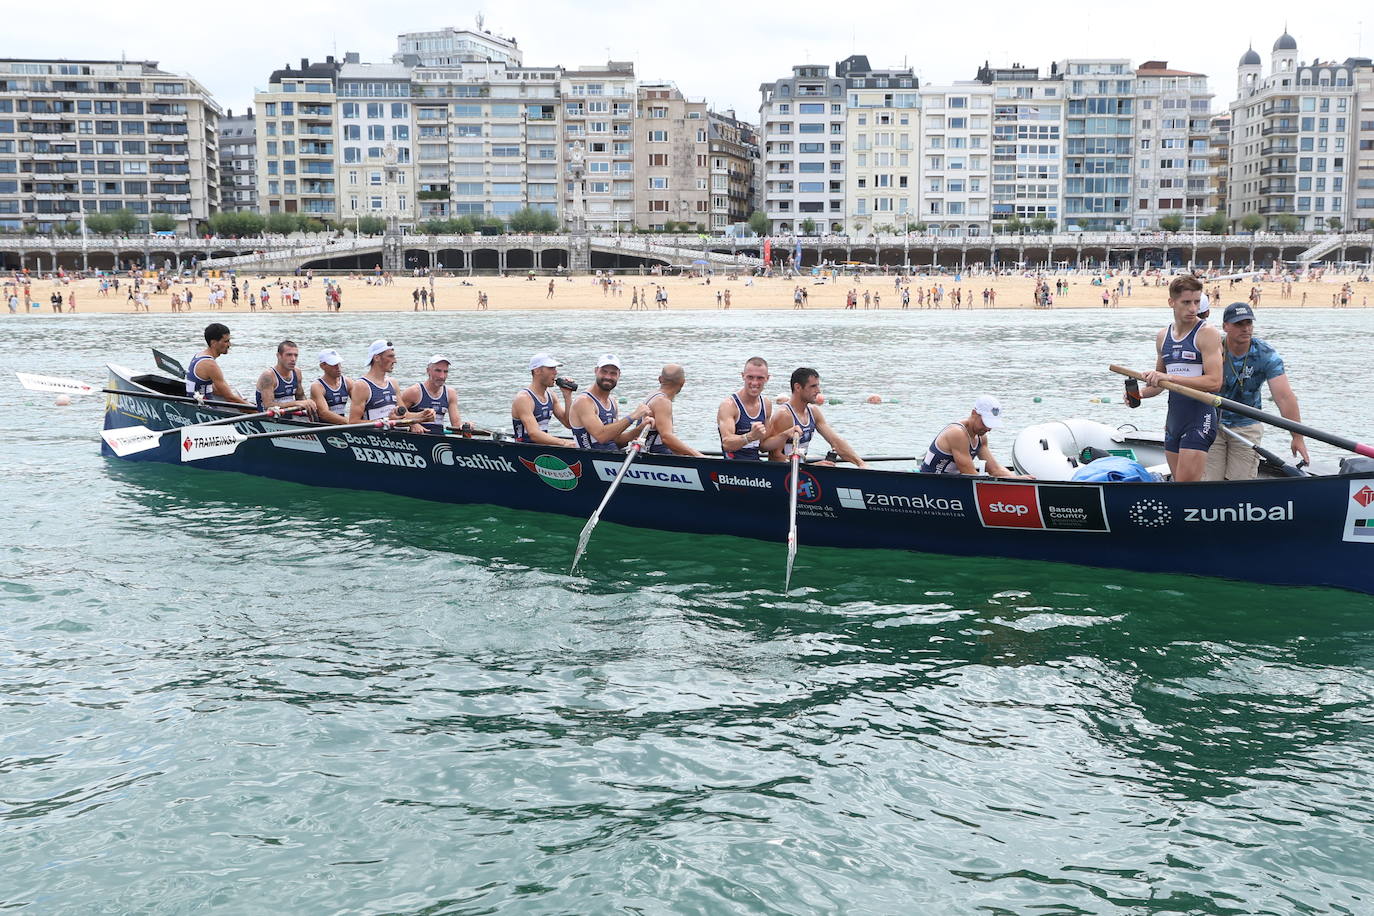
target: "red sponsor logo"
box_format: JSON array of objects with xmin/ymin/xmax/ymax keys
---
[
  {"xmin": 182, "ymin": 436, "xmax": 192, "ymax": 452},
  {"xmin": 786, "ymin": 469, "xmax": 822, "ymax": 503},
  {"xmin": 1353, "ymin": 485, "xmax": 1374, "ymax": 508},
  {"xmin": 975, "ymin": 482, "xmax": 1044, "ymax": 529}
]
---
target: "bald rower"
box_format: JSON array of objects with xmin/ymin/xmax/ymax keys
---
[{"xmin": 638, "ymin": 364, "xmax": 705, "ymax": 457}]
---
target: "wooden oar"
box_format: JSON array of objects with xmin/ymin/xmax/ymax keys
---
[
  {"xmin": 181, "ymin": 419, "xmax": 396, "ymax": 462},
  {"xmin": 784, "ymin": 434, "xmax": 804, "ymax": 594},
  {"xmin": 102, "ymin": 406, "xmax": 307, "ymax": 457},
  {"xmin": 1110, "ymin": 364, "xmax": 1374, "ymax": 459},
  {"xmin": 151, "ymin": 348, "xmax": 185, "ymax": 378},
  {"xmin": 571, "ymin": 420, "xmax": 654, "ymax": 572},
  {"xmin": 1220, "ymin": 424, "xmax": 1307, "ymax": 478}
]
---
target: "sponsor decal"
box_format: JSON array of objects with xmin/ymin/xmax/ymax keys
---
[
  {"xmin": 1129, "ymin": 498, "xmax": 1172, "ymax": 528},
  {"xmin": 259, "ymin": 420, "xmax": 325, "ymax": 454},
  {"xmin": 975, "ymin": 482, "xmax": 1109, "ymax": 532},
  {"xmin": 341, "ymin": 431, "xmax": 417, "ymax": 452},
  {"xmin": 1344, "ymin": 481, "xmax": 1374, "ymax": 543},
  {"xmin": 326, "ymin": 436, "xmax": 348, "ymax": 450},
  {"xmin": 350, "ymin": 446, "xmax": 427, "ymax": 468},
  {"xmin": 162, "ymin": 405, "xmax": 195, "ymax": 428},
  {"xmin": 183, "ymin": 431, "xmax": 237, "ymax": 452},
  {"xmin": 1128, "ymin": 498, "xmax": 1295, "ymax": 527},
  {"xmin": 431, "ymin": 443, "xmax": 517, "ymax": 473},
  {"xmin": 786, "ymin": 469, "xmax": 822, "ymax": 504},
  {"xmin": 837, "ymin": 486, "xmax": 967, "ymax": 517},
  {"xmin": 109, "ymin": 394, "xmax": 163, "ymax": 421},
  {"xmin": 593, "ymin": 461, "xmax": 703, "ymax": 491},
  {"xmin": 521, "ymin": 454, "xmax": 582, "ymax": 490},
  {"xmin": 709, "ymin": 470, "xmax": 773, "ymax": 492}
]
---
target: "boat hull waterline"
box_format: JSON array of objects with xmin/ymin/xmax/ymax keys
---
[{"xmin": 102, "ymin": 367, "xmax": 1374, "ymax": 595}]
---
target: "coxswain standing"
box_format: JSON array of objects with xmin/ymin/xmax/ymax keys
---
[
  {"xmin": 716, "ymin": 357, "xmax": 782, "ymax": 460},
  {"xmin": 185, "ymin": 322, "xmax": 249, "ymax": 405},
  {"xmin": 1137, "ymin": 275, "xmax": 1224, "ymax": 482},
  {"xmin": 308, "ymin": 349, "xmax": 351, "ymax": 425},
  {"xmin": 568, "ymin": 355, "xmax": 650, "ymax": 450},
  {"xmin": 254, "ymin": 339, "xmax": 316, "ymax": 415},
  {"xmin": 919, "ymin": 396, "xmax": 1028, "ymax": 478},
  {"xmin": 348, "ymin": 339, "xmax": 433, "ymax": 430},
  {"xmin": 764, "ymin": 368, "xmax": 867, "ymax": 468},
  {"xmin": 639, "ymin": 364, "xmax": 705, "ymax": 458},
  {"xmin": 399, "ymin": 355, "xmax": 461, "ymax": 434},
  {"xmin": 512, "ymin": 353, "xmax": 576, "ymax": 446}
]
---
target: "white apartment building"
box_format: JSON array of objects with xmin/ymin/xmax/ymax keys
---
[
  {"xmin": 561, "ymin": 63, "xmax": 637, "ymax": 231},
  {"xmin": 1355, "ymin": 66, "xmax": 1374, "ymax": 230},
  {"xmin": 255, "ymin": 57, "xmax": 342, "ymax": 217},
  {"xmin": 218, "ymin": 107, "xmax": 257, "ymax": 212},
  {"xmin": 759, "ymin": 64, "xmax": 848, "ymax": 234},
  {"xmin": 337, "ymin": 60, "xmax": 413, "ymax": 228},
  {"xmin": 919, "ymin": 82, "xmax": 994, "ymax": 235},
  {"xmin": 0, "ymin": 57, "xmax": 220, "ymax": 233},
  {"xmin": 395, "ymin": 26, "xmax": 522, "ymax": 68},
  {"xmin": 843, "ymin": 59, "xmax": 920, "ymax": 236},
  {"xmin": 975, "ymin": 63, "xmax": 1066, "ymax": 230},
  {"xmin": 1132, "ymin": 60, "xmax": 1214, "ymax": 229}
]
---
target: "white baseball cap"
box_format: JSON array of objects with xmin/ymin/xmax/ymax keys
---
[
  {"xmin": 973, "ymin": 395, "xmax": 1006, "ymax": 429},
  {"xmin": 317, "ymin": 348, "xmax": 342, "ymax": 366},
  {"xmin": 367, "ymin": 339, "xmax": 394, "ymax": 363},
  {"xmin": 1198, "ymin": 292, "xmax": 1211, "ymax": 315},
  {"xmin": 427, "ymin": 354, "xmax": 452, "ymax": 367},
  {"xmin": 528, "ymin": 353, "xmax": 562, "ymax": 370},
  {"xmin": 595, "ymin": 353, "xmax": 622, "ymax": 369}
]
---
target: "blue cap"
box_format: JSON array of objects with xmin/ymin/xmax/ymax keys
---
[{"xmin": 1223, "ymin": 302, "xmax": 1255, "ymax": 324}]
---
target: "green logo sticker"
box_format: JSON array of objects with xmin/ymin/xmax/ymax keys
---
[{"xmin": 520, "ymin": 455, "xmax": 583, "ymax": 490}]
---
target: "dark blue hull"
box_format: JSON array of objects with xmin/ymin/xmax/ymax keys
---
[{"xmin": 103, "ymin": 368, "xmax": 1374, "ymax": 595}]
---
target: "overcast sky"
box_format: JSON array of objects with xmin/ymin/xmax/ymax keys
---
[{"xmin": 10, "ymin": 0, "xmax": 1370, "ymax": 118}]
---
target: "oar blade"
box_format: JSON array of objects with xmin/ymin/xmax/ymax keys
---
[
  {"xmin": 15, "ymin": 372, "xmax": 98, "ymax": 395},
  {"xmin": 571, "ymin": 514, "xmax": 599, "ymax": 573},
  {"xmin": 101, "ymin": 425, "xmax": 163, "ymax": 457},
  {"xmin": 151, "ymin": 348, "xmax": 185, "ymax": 379},
  {"xmin": 179, "ymin": 427, "xmax": 246, "ymax": 462}
]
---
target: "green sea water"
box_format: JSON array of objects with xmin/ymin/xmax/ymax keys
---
[{"xmin": 3, "ymin": 305, "xmax": 1373, "ymax": 913}]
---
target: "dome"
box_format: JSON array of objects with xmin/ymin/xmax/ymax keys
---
[
  {"xmin": 1240, "ymin": 47, "xmax": 1261, "ymax": 66},
  {"xmin": 1273, "ymin": 32, "xmax": 1297, "ymax": 52}
]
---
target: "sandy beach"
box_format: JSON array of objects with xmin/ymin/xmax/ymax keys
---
[{"xmin": 4, "ymin": 271, "xmax": 1370, "ymax": 316}]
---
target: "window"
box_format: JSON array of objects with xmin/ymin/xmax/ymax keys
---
[
  {"xmin": 648, "ymin": 130, "xmax": 667, "ymax": 142},
  {"xmin": 648, "ymin": 177, "xmax": 668, "ymax": 189}
]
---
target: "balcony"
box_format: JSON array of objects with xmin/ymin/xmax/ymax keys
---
[
  {"xmin": 1259, "ymin": 184, "xmax": 1293, "ymax": 195},
  {"xmin": 1257, "ymin": 203, "xmax": 1294, "ymax": 214},
  {"xmin": 1259, "ymin": 164, "xmax": 1295, "ymax": 175},
  {"xmin": 1261, "ymin": 104, "xmax": 1298, "ymax": 117},
  {"xmin": 1261, "ymin": 124, "xmax": 1298, "ymax": 136},
  {"xmin": 1261, "ymin": 145, "xmax": 1297, "ymax": 156}
]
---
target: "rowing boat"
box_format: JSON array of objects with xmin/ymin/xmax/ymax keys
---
[{"xmin": 101, "ymin": 364, "xmax": 1374, "ymax": 595}]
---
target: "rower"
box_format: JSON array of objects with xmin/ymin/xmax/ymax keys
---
[
  {"xmin": 308, "ymin": 349, "xmax": 351, "ymax": 425},
  {"xmin": 638, "ymin": 364, "xmax": 705, "ymax": 458},
  {"xmin": 348, "ymin": 338, "xmax": 434, "ymax": 429},
  {"xmin": 399, "ymin": 355, "xmax": 461, "ymax": 434},
  {"xmin": 919, "ymin": 395, "xmax": 1029, "ymax": 478},
  {"xmin": 716, "ymin": 356, "xmax": 785, "ymax": 460},
  {"xmin": 185, "ymin": 322, "xmax": 249, "ymax": 406},
  {"xmin": 254, "ymin": 339, "xmax": 315, "ymax": 414},
  {"xmin": 512, "ymin": 353, "xmax": 575, "ymax": 446},
  {"xmin": 763, "ymin": 367, "xmax": 866, "ymax": 467},
  {"xmin": 1137, "ymin": 275, "xmax": 1224, "ymax": 482},
  {"xmin": 568, "ymin": 354, "xmax": 650, "ymax": 450}
]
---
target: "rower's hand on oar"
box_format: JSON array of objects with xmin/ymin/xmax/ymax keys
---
[
  {"xmin": 1291, "ymin": 434, "xmax": 1311, "ymax": 465},
  {"xmin": 1142, "ymin": 369, "xmax": 1168, "ymax": 388}
]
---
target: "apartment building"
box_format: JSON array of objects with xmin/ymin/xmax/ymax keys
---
[
  {"xmin": 254, "ymin": 57, "xmax": 342, "ymax": 217},
  {"xmin": 1356, "ymin": 64, "xmax": 1374, "ymax": 230},
  {"xmin": 1132, "ymin": 60, "xmax": 1214, "ymax": 229},
  {"xmin": 395, "ymin": 26, "xmax": 522, "ymax": 68},
  {"xmin": 1208, "ymin": 113, "xmax": 1231, "ymax": 215},
  {"xmin": 842, "ymin": 57, "xmax": 919, "ymax": 236},
  {"xmin": 1061, "ymin": 59, "xmax": 1136, "ymax": 231},
  {"xmin": 634, "ymin": 83, "xmax": 708, "ymax": 230},
  {"xmin": 975, "ymin": 62, "xmax": 1065, "ymax": 230},
  {"xmin": 218, "ymin": 107, "xmax": 257, "ymax": 212},
  {"xmin": 337, "ymin": 60, "xmax": 413, "ymax": 228},
  {"xmin": 562, "ymin": 62, "xmax": 637, "ymax": 231},
  {"xmin": 707, "ymin": 109, "xmax": 759, "ymax": 230},
  {"xmin": 919, "ymin": 81, "xmax": 994, "ymax": 235},
  {"xmin": 0, "ymin": 57, "xmax": 220, "ymax": 233},
  {"xmin": 759, "ymin": 64, "xmax": 847, "ymax": 234}
]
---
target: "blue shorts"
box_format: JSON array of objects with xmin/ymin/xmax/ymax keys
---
[{"xmin": 1165, "ymin": 411, "xmax": 1218, "ymax": 454}]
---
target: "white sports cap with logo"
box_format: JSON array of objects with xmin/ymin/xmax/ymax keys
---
[
  {"xmin": 973, "ymin": 394, "xmax": 1006, "ymax": 429},
  {"xmin": 366, "ymin": 338, "xmax": 394, "ymax": 364},
  {"xmin": 595, "ymin": 354, "xmax": 622, "ymax": 369},
  {"xmin": 317, "ymin": 348, "xmax": 342, "ymax": 366},
  {"xmin": 528, "ymin": 353, "xmax": 562, "ymax": 370},
  {"xmin": 427, "ymin": 354, "xmax": 452, "ymax": 367}
]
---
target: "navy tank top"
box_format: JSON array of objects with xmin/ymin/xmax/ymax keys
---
[
  {"xmin": 255, "ymin": 367, "xmax": 301, "ymax": 410},
  {"xmin": 415, "ymin": 384, "xmax": 450, "ymax": 434},
  {"xmin": 1162, "ymin": 321, "xmax": 1217, "ymax": 432},
  {"xmin": 316, "ymin": 375, "xmax": 350, "ymax": 413},
  {"xmin": 920, "ymin": 422, "xmax": 982, "ymax": 474},
  {"xmin": 185, "ymin": 353, "xmax": 215, "ymax": 400},
  {"xmin": 781, "ymin": 403, "xmax": 815, "ymax": 457},
  {"xmin": 513, "ymin": 387, "xmax": 554, "ymax": 442},
  {"xmin": 723, "ymin": 392, "xmax": 769, "ymax": 460},
  {"xmin": 361, "ymin": 377, "xmax": 397, "ymax": 421},
  {"xmin": 571, "ymin": 391, "xmax": 619, "ymax": 451},
  {"xmin": 641, "ymin": 392, "xmax": 672, "ymax": 455}
]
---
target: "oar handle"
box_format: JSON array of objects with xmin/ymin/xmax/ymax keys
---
[
  {"xmin": 1109, "ymin": 364, "xmax": 1374, "ymax": 459},
  {"xmin": 246, "ymin": 419, "xmax": 394, "ymax": 442}
]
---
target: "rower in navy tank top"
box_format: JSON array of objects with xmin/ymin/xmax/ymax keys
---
[
  {"xmin": 780, "ymin": 402, "xmax": 815, "ymax": 456},
  {"xmin": 724, "ymin": 392, "xmax": 770, "ymax": 460},
  {"xmin": 360, "ymin": 376, "xmax": 397, "ymax": 420},
  {"xmin": 512, "ymin": 387, "xmax": 554, "ymax": 441},
  {"xmin": 414, "ymin": 384, "xmax": 450, "ymax": 434},
  {"xmin": 571, "ymin": 391, "xmax": 619, "ymax": 451},
  {"xmin": 920, "ymin": 422, "xmax": 982, "ymax": 474},
  {"xmin": 1161, "ymin": 319, "xmax": 1218, "ymax": 451},
  {"xmin": 640, "ymin": 392, "xmax": 673, "ymax": 454},
  {"xmin": 182, "ymin": 322, "xmax": 249, "ymax": 406},
  {"xmin": 186, "ymin": 354, "xmax": 216, "ymax": 400},
  {"xmin": 316, "ymin": 374, "xmax": 350, "ymax": 413},
  {"xmin": 255, "ymin": 366, "xmax": 301, "ymax": 410}
]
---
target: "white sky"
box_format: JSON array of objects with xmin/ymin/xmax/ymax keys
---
[{"xmin": 9, "ymin": 0, "xmax": 1371, "ymax": 119}]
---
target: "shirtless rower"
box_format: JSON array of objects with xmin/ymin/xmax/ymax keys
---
[
  {"xmin": 512, "ymin": 353, "xmax": 576, "ymax": 446},
  {"xmin": 919, "ymin": 395, "xmax": 1029, "ymax": 478},
  {"xmin": 348, "ymin": 338, "xmax": 434, "ymax": 430},
  {"xmin": 639, "ymin": 364, "xmax": 705, "ymax": 458},
  {"xmin": 254, "ymin": 339, "xmax": 316, "ymax": 415},
  {"xmin": 308, "ymin": 348, "xmax": 351, "ymax": 425},
  {"xmin": 185, "ymin": 322, "xmax": 249, "ymax": 406},
  {"xmin": 717, "ymin": 356, "xmax": 788, "ymax": 460},
  {"xmin": 764, "ymin": 367, "xmax": 867, "ymax": 467},
  {"xmin": 568, "ymin": 354, "xmax": 650, "ymax": 450},
  {"xmin": 1136, "ymin": 275, "xmax": 1224, "ymax": 482},
  {"xmin": 399, "ymin": 355, "xmax": 461, "ymax": 434}
]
